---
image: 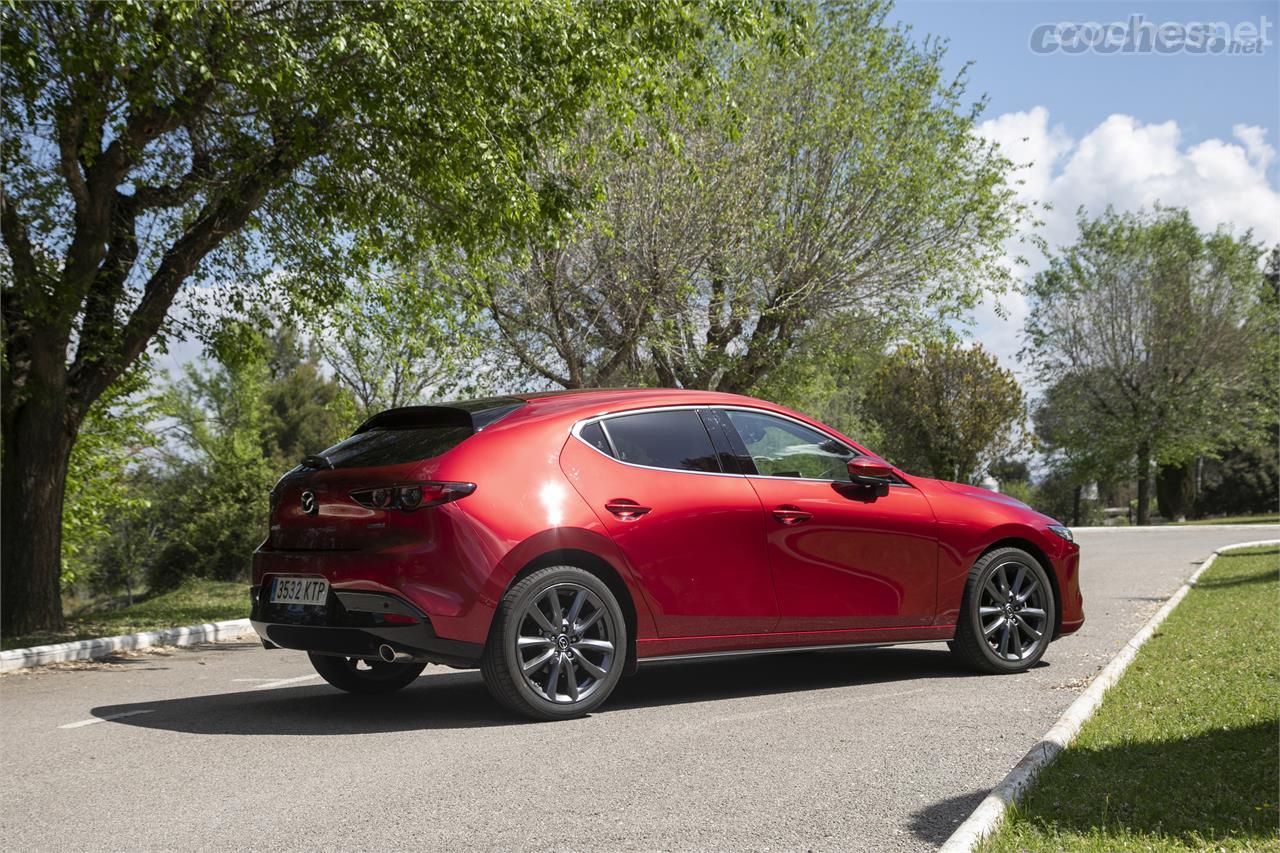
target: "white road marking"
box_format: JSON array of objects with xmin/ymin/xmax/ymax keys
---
[
  {"xmin": 245, "ymin": 674, "xmax": 321, "ymax": 691},
  {"xmin": 59, "ymin": 710, "xmax": 154, "ymax": 729}
]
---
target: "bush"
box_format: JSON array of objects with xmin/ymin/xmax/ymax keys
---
[{"xmin": 1195, "ymin": 444, "xmax": 1280, "ymax": 518}]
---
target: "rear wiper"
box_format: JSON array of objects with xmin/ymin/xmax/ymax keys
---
[{"xmin": 300, "ymin": 454, "xmax": 333, "ymax": 470}]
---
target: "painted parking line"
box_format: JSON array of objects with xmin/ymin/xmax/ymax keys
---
[{"xmin": 59, "ymin": 710, "xmax": 154, "ymax": 729}]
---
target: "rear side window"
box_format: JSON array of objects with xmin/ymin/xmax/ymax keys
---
[
  {"xmin": 601, "ymin": 411, "xmax": 720, "ymax": 473},
  {"xmin": 578, "ymin": 421, "xmax": 614, "ymax": 456},
  {"xmin": 316, "ymin": 425, "xmax": 473, "ymax": 469}
]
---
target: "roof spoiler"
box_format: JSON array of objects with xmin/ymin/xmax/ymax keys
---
[{"xmin": 353, "ymin": 399, "xmax": 525, "ymax": 434}]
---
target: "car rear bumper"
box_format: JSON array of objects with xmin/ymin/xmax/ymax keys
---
[{"xmin": 250, "ymin": 586, "xmax": 482, "ymax": 668}]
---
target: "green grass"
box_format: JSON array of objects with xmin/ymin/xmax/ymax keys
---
[
  {"xmin": 982, "ymin": 547, "xmax": 1280, "ymax": 853},
  {"xmin": 2, "ymin": 578, "xmax": 250, "ymax": 651},
  {"xmin": 1170, "ymin": 514, "xmax": 1280, "ymax": 526}
]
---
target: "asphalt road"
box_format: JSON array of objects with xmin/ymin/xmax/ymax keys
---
[{"xmin": 2, "ymin": 525, "xmax": 1275, "ymax": 853}]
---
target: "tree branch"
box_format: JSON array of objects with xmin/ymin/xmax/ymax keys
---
[{"xmin": 68, "ymin": 120, "xmax": 325, "ymax": 414}]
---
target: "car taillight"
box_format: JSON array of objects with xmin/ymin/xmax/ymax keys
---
[{"xmin": 349, "ymin": 481, "xmax": 476, "ymax": 512}]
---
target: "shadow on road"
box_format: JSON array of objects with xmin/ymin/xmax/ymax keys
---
[
  {"xmin": 908, "ymin": 788, "xmax": 989, "ymax": 844},
  {"xmin": 90, "ymin": 644, "xmax": 985, "ymax": 734}
]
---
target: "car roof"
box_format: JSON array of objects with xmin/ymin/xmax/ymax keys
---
[{"xmin": 512, "ymin": 387, "xmax": 766, "ymax": 416}]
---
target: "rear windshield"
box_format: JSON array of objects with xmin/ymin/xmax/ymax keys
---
[{"xmin": 316, "ymin": 425, "xmax": 474, "ymax": 469}]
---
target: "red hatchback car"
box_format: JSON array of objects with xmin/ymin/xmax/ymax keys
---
[{"xmin": 252, "ymin": 389, "xmax": 1083, "ymax": 719}]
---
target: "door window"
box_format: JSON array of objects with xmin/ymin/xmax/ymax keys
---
[
  {"xmin": 724, "ymin": 410, "xmax": 855, "ymax": 480},
  {"xmin": 600, "ymin": 411, "xmax": 720, "ymax": 473}
]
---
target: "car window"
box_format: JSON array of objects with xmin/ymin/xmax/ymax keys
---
[
  {"xmin": 316, "ymin": 425, "xmax": 474, "ymax": 469},
  {"xmin": 724, "ymin": 410, "xmax": 855, "ymax": 480},
  {"xmin": 601, "ymin": 410, "xmax": 720, "ymax": 473},
  {"xmin": 578, "ymin": 421, "xmax": 613, "ymax": 457}
]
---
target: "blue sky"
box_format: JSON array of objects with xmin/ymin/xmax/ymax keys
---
[
  {"xmin": 881, "ymin": 0, "xmax": 1280, "ymax": 376},
  {"xmin": 890, "ymin": 1, "xmax": 1278, "ymax": 150}
]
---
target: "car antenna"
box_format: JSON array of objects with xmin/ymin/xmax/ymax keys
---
[{"xmin": 300, "ymin": 454, "xmax": 333, "ymax": 470}]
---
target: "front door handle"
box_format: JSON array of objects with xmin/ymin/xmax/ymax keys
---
[
  {"xmin": 605, "ymin": 499, "xmax": 651, "ymax": 521},
  {"xmin": 772, "ymin": 505, "xmax": 812, "ymax": 525}
]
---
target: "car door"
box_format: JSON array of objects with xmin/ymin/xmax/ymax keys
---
[
  {"xmin": 720, "ymin": 408, "xmax": 939, "ymax": 631},
  {"xmin": 559, "ymin": 408, "xmax": 777, "ymax": 637}
]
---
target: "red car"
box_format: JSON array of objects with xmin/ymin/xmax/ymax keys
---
[{"xmin": 252, "ymin": 389, "xmax": 1083, "ymax": 720}]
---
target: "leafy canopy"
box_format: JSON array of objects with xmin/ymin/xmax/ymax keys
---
[
  {"xmin": 2, "ymin": 0, "xmax": 785, "ymax": 408},
  {"xmin": 865, "ymin": 341, "xmax": 1027, "ymax": 484},
  {"xmin": 466, "ymin": 1, "xmax": 1027, "ymax": 393},
  {"xmin": 1024, "ymin": 207, "xmax": 1273, "ymax": 471}
]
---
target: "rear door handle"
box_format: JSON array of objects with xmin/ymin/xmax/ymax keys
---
[
  {"xmin": 605, "ymin": 499, "xmax": 651, "ymax": 521},
  {"xmin": 772, "ymin": 505, "xmax": 812, "ymax": 525}
]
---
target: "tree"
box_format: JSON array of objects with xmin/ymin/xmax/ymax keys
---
[
  {"xmin": 864, "ymin": 341, "xmax": 1026, "ymax": 483},
  {"xmin": 60, "ymin": 361, "xmax": 159, "ymax": 593},
  {"xmin": 260, "ymin": 326, "xmax": 357, "ymax": 462},
  {"xmin": 146, "ymin": 328, "xmax": 353, "ymax": 589},
  {"xmin": 1, "ymin": 1, "xmax": 773, "ymax": 634},
  {"xmin": 317, "ymin": 268, "xmax": 485, "ymax": 418},
  {"xmin": 470, "ymin": 1, "xmax": 1027, "ymax": 393},
  {"xmin": 1032, "ymin": 375, "xmax": 1128, "ymax": 526},
  {"xmin": 1024, "ymin": 208, "xmax": 1272, "ymax": 524}
]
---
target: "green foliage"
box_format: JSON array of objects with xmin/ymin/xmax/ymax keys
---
[
  {"xmin": 91, "ymin": 329, "xmax": 357, "ymax": 594},
  {"xmin": 1024, "ymin": 208, "xmax": 1274, "ymax": 522},
  {"xmin": 748, "ymin": 320, "xmax": 894, "ymax": 448},
  {"xmin": 147, "ymin": 351, "xmax": 278, "ymax": 588},
  {"xmin": 864, "ymin": 341, "xmax": 1027, "ymax": 483},
  {"xmin": 470, "ymin": 1, "xmax": 1027, "ymax": 393},
  {"xmin": 60, "ymin": 362, "xmax": 159, "ymax": 590},
  {"xmin": 316, "ymin": 265, "xmax": 490, "ymax": 417},
  {"xmin": 261, "ymin": 326, "xmax": 359, "ymax": 462},
  {"xmin": 1195, "ymin": 445, "xmax": 1280, "ymax": 518}
]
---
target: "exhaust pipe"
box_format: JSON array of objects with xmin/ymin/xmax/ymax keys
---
[{"xmin": 378, "ymin": 644, "xmax": 413, "ymax": 663}]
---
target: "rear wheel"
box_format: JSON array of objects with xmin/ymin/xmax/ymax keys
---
[
  {"xmin": 951, "ymin": 547, "xmax": 1055, "ymax": 674},
  {"xmin": 308, "ymin": 653, "xmax": 426, "ymax": 694},
  {"xmin": 481, "ymin": 566, "xmax": 626, "ymax": 720}
]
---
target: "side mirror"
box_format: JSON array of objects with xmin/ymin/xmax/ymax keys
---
[{"xmin": 847, "ymin": 458, "xmax": 893, "ymax": 488}]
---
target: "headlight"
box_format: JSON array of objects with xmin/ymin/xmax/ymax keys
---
[{"xmin": 1048, "ymin": 524, "xmax": 1074, "ymax": 543}]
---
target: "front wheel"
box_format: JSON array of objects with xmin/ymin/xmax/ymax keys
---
[
  {"xmin": 950, "ymin": 547, "xmax": 1055, "ymax": 674},
  {"xmin": 308, "ymin": 653, "xmax": 426, "ymax": 694},
  {"xmin": 481, "ymin": 566, "xmax": 627, "ymax": 721}
]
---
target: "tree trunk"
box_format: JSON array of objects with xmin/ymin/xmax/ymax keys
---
[
  {"xmin": 1156, "ymin": 462, "xmax": 1194, "ymax": 522},
  {"xmin": 1, "ymin": 397, "xmax": 76, "ymax": 636},
  {"xmin": 1135, "ymin": 442, "xmax": 1152, "ymax": 526},
  {"xmin": 1071, "ymin": 484, "xmax": 1082, "ymax": 527}
]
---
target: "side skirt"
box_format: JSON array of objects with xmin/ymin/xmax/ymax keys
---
[{"xmin": 639, "ymin": 637, "xmax": 951, "ymax": 665}]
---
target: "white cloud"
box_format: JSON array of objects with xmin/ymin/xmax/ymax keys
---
[{"xmin": 967, "ymin": 109, "xmax": 1280, "ymax": 383}]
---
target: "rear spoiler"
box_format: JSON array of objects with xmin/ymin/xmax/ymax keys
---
[{"xmin": 353, "ymin": 399, "xmax": 525, "ymax": 434}]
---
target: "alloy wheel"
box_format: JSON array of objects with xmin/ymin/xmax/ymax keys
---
[
  {"xmin": 978, "ymin": 560, "xmax": 1049, "ymax": 662},
  {"xmin": 515, "ymin": 582, "xmax": 616, "ymax": 704}
]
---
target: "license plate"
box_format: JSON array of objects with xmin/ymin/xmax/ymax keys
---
[{"xmin": 270, "ymin": 577, "xmax": 329, "ymax": 607}]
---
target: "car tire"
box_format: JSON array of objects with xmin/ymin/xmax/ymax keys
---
[
  {"xmin": 482, "ymin": 565, "xmax": 627, "ymax": 721},
  {"xmin": 308, "ymin": 652, "xmax": 427, "ymax": 694},
  {"xmin": 950, "ymin": 546, "xmax": 1056, "ymax": 675}
]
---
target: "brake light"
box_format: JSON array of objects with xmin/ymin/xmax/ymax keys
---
[{"xmin": 349, "ymin": 481, "xmax": 476, "ymax": 512}]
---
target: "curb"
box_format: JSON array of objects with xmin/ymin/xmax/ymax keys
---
[
  {"xmin": 938, "ymin": 538, "xmax": 1280, "ymax": 853},
  {"xmin": 0, "ymin": 618, "xmax": 254, "ymax": 673}
]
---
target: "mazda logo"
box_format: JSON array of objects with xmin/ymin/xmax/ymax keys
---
[{"xmin": 300, "ymin": 490, "xmax": 317, "ymax": 515}]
